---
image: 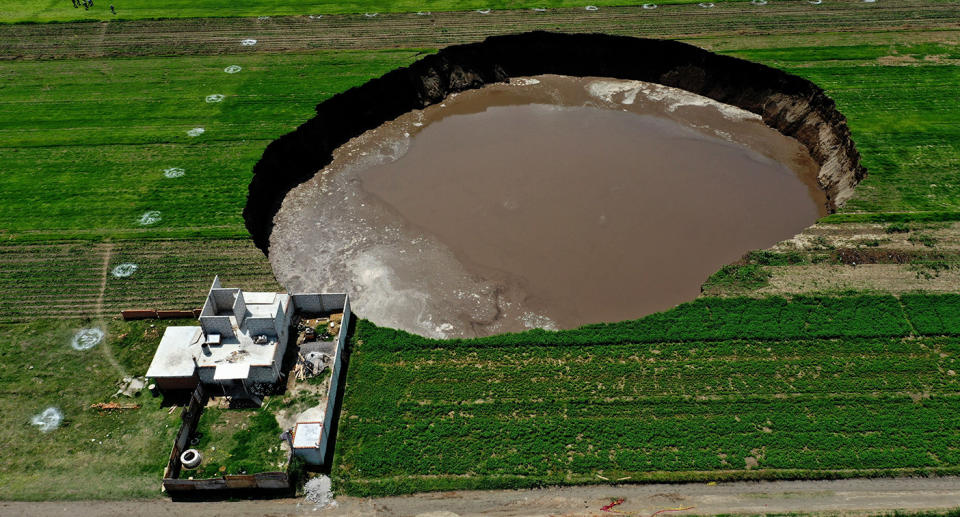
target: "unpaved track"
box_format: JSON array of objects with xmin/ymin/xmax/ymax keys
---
[
  {"xmin": 5, "ymin": 477, "xmax": 960, "ymax": 516},
  {"xmin": 2, "ymin": 0, "xmax": 959, "ymax": 60}
]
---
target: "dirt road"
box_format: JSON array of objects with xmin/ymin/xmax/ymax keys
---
[{"xmin": 5, "ymin": 477, "xmax": 960, "ymax": 516}]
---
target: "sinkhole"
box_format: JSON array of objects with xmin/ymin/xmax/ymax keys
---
[{"xmin": 248, "ymin": 33, "xmax": 865, "ymax": 338}]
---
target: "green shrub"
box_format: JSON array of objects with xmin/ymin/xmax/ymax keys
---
[{"xmin": 702, "ymin": 264, "xmax": 772, "ymax": 293}]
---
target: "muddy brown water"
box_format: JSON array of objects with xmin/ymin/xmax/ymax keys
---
[{"xmin": 270, "ymin": 75, "xmax": 826, "ymax": 338}]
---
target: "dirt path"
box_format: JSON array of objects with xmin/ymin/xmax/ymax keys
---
[
  {"xmin": 93, "ymin": 241, "xmax": 127, "ymax": 377},
  {"xmin": 5, "ymin": 477, "xmax": 960, "ymax": 516},
  {"xmin": 2, "ymin": 0, "xmax": 959, "ymax": 60}
]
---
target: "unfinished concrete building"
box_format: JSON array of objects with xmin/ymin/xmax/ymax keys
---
[{"xmin": 146, "ymin": 276, "xmax": 350, "ymax": 398}]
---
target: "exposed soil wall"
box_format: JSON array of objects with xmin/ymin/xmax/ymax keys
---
[{"xmin": 244, "ymin": 31, "xmax": 866, "ymax": 253}]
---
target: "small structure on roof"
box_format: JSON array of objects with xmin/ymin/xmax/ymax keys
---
[{"xmin": 146, "ymin": 276, "xmax": 350, "ymax": 397}]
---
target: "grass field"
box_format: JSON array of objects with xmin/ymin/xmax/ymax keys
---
[
  {"xmin": 1, "ymin": 0, "xmax": 959, "ymax": 502},
  {"xmin": 3, "ymin": 0, "xmax": 840, "ymax": 24},
  {"xmin": 0, "ymin": 49, "xmax": 425, "ymax": 241},
  {"xmin": 0, "ymin": 319, "xmax": 182, "ymax": 500}
]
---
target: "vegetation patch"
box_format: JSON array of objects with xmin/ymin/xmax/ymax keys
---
[
  {"xmin": 334, "ymin": 301, "xmax": 960, "ymax": 496},
  {"xmin": 190, "ymin": 407, "xmax": 286, "ymax": 478},
  {"xmin": 702, "ymin": 264, "xmax": 772, "ymax": 294},
  {"xmin": 0, "ymin": 319, "xmax": 182, "ymax": 500}
]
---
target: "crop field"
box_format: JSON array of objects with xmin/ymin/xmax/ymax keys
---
[
  {"xmin": 12, "ymin": 0, "xmax": 948, "ymax": 24},
  {"xmin": 0, "ymin": 49, "xmax": 424, "ymax": 240},
  {"xmin": 5, "ymin": 2, "xmax": 960, "ymax": 60},
  {"xmin": 1, "ymin": 0, "xmax": 959, "ymax": 502},
  {"xmin": 336, "ymin": 317, "xmax": 960, "ymax": 495}
]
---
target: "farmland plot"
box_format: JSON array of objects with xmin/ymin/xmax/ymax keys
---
[{"xmin": 335, "ymin": 317, "xmax": 960, "ymax": 496}]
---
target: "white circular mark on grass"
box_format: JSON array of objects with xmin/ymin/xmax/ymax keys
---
[
  {"xmin": 205, "ymin": 94, "xmax": 224, "ymax": 103},
  {"xmin": 585, "ymin": 5, "xmax": 599, "ymax": 11},
  {"xmin": 71, "ymin": 328, "xmax": 104, "ymax": 350},
  {"xmin": 224, "ymin": 65, "xmax": 242, "ymax": 74},
  {"xmin": 163, "ymin": 167, "xmax": 185, "ymax": 178},
  {"xmin": 187, "ymin": 127, "xmax": 205, "ymax": 137},
  {"xmin": 476, "ymin": 9, "xmax": 491, "ymax": 14},
  {"xmin": 364, "ymin": 12, "xmax": 378, "ymax": 17},
  {"xmin": 642, "ymin": 3, "xmax": 658, "ymax": 9},
  {"xmin": 240, "ymin": 39, "xmax": 258, "ymax": 46},
  {"xmin": 111, "ymin": 263, "xmax": 138, "ymax": 278},
  {"xmin": 32, "ymin": 407, "xmax": 63, "ymax": 433},
  {"xmin": 751, "ymin": 0, "xmax": 768, "ymax": 4},
  {"xmin": 138, "ymin": 210, "xmax": 161, "ymax": 226},
  {"xmin": 699, "ymin": 2, "xmax": 715, "ymax": 7}
]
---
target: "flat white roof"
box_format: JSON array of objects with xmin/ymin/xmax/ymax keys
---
[
  {"xmin": 292, "ymin": 422, "xmax": 323, "ymax": 448},
  {"xmin": 213, "ymin": 363, "xmax": 251, "ymax": 380},
  {"xmin": 145, "ymin": 326, "xmax": 202, "ymax": 378}
]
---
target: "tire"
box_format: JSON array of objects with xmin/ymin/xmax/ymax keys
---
[{"xmin": 180, "ymin": 448, "xmax": 202, "ymax": 469}]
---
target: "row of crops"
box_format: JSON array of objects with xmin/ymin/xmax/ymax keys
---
[
  {"xmin": 333, "ymin": 293, "xmax": 960, "ymax": 495},
  {"xmin": 334, "ymin": 312, "xmax": 960, "ymax": 495},
  {"xmin": 357, "ymin": 293, "xmax": 960, "ymax": 351},
  {"xmin": 0, "ymin": 239, "xmax": 279, "ymax": 323}
]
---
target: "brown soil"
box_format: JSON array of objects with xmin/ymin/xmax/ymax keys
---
[{"xmin": 8, "ymin": 477, "xmax": 960, "ymax": 516}]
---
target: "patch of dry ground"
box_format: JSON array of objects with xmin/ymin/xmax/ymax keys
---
[
  {"xmin": 706, "ymin": 222, "xmax": 960, "ymax": 296},
  {"xmin": 7, "ymin": 477, "xmax": 960, "ymax": 515},
  {"xmin": 761, "ymin": 264, "xmax": 960, "ymax": 294}
]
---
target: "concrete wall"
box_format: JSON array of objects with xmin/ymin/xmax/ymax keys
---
[
  {"xmin": 200, "ymin": 315, "xmax": 234, "ymax": 338},
  {"xmin": 232, "ymin": 293, "xmax": 247, "ymax": 324},
  {"xmin": 245, "ymin": 317, "xmax": 277, "ymax": 337},
  {"xmin": 211, "ymin": 288, "xmax": 239, "ymax": 313},
  {"xmin": 294, "ymin": 443, "xmax": 324, "ymax": 465},
  {"xmin": 157, "ymin": 374, "xmax": 199, "ymax": 391},
  {"xmin": 200, "ymin": 295, "xmax": 215, "ymax": 317},
  {"xmin": 291, "ymin": 293, "xmax": 347, "ymax": 315},
  {"xmin": 273, "ymin": 301, "xmax": 293, "ymax": 371},
  {"xmin": 318, "ymin": 294, "xmax": 351, "ymax": 466},
  {"xmin": 198, "ymin": 366, "xmax": 279, "ymax": 386}
]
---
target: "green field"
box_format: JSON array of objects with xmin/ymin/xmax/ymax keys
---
[
  {"xmin": 1, "ymin": 0, "xmax": 960, "ymax": 502},
  {"xmin": 336, "ymin": 309, "xmax": 960, "ymax": 495},
  {"xmin": 8, "ymin": 0, "xmax": 787, "ymax": 24},
  {"xmin": 0, "ymin": 319, "xmax": 182, "ymax": 500},
  {"xmin": 0, "ymin": 50, "xmax": 424, "ymax": 241}
]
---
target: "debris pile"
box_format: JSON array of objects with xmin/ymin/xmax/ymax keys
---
[{"xmin": 304, "ymin": 475, "xmax": 336, "ymax": 508}]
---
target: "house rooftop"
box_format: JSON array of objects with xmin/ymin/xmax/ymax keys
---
[{"xmin": 145, "ymin": 326, "xmax": 202, "ymax": 379}]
